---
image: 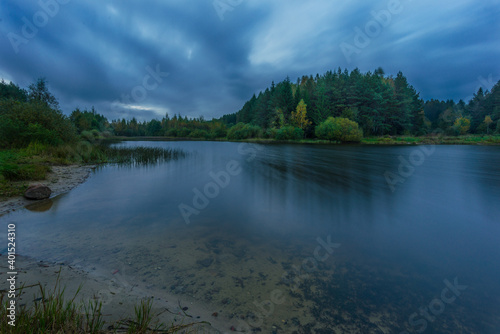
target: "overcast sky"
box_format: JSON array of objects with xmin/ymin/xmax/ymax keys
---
[{"xmin": 1, "ymin": 0, "xmax": 499, "ymax": 121}]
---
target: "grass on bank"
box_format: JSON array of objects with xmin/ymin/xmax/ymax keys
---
[
  {"xmin": 0, "ymin": 140, "xmax": 185, "ymax": 199},
  {"xmin": 361, "ymin": 134, "xmax": 500, "ymax": 145},
  {"xmin": 0, "ymin": 272, "xmax": 208, "ymax": 333}
]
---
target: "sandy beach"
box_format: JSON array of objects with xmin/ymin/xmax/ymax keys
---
[{"xmin": 0, "ymin": 255, "xmax": 229, "ymax": 333}]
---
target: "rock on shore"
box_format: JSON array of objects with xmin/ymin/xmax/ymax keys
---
[{"xmin": 24, "ymin": 184, "xmax": 52, "ymax": 200}]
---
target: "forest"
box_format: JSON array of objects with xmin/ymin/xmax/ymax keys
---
[
  {"xmin": 221, "ymin": 68, "xmax": 500, "ymax": 140},
  {"xmin": 1, "ymin": 68, "xmax": 500, "ymax": 148}
]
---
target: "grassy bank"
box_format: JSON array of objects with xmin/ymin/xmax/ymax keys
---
[
  {"xmin": 115, "ymin": 134, "xmax": 500, "ymax": 145},
  {"xmin": 361, "ymin": 134, "xmax": 500, "ymax": 145},
  {"xmin": 0, "ymin": 141, "xmax": 185, "ymax": 199}
]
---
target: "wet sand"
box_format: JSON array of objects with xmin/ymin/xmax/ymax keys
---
[
  {"xmin": 0, "ymin": 165, "xmax": 97, "ymax": 216},
  {"xmin": 0, "ymin": 255, "xmax": 222, "ymax": 333}
]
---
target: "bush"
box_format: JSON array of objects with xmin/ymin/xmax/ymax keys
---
[
  {"xmin": 212, "ymin": 127, "xmax": 228, "ymax": 138},
  {"xmin": 176, "ymin": 128, "xmax": 191, "ymax": 137},
  {"xmin": 452, "ymin": 117, "xmax": 471, "ymax": 135},
  {"xmin": 274, "ymin": 126, "xmax": 304, "ymax": 140},
  {"xmin": 80, "ymin": 131, "xmax": 95, "ymax": 142},
  {"xmin": 0, "ymin": 99, "xmax": 77, "ymax": 148},
  {"xmin": 264, "ymin": 128, "xmax": 279, "ymax": 139},
  {"xmin": 189, "ymin": 129, "xmax": 209, "ymax": 139},
  {"xmin": 166, "ymin": 128, "xmax": 178, "ymax": 137},
  {"xmin": 315, "ymin": 117, "xmax": 363, "ymax": 142},
  {"xmin": 227, "ymin": 123, "xmax": 262, "ymax": 140}
]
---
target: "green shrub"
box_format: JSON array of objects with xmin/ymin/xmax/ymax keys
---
[
  {"xmin": 315, "ymin": 117, "xmax": 363, "ymax": 142},
  {"xmin": 227, "ymin": 123, "xmax": 262, "ymax": 140},
  {"xmin": 91, "ymin": 129, "xmax": 100, "ymax": 138},
  {"xmin": 189, "ymin": 129, "xmax": 209, "ymax": 139},
  {"xmin": 265, "ymin": 128, "xmax": 279, "ymax": 139},
  {"xmin": 23, "ymin": 141, "xmax": 48, "ymax": 156},
  {"xmin": 212, "ymin": 127, "xmax": 227, "ymax": 138},
  {"xmin": 176, "ymin": 128, "xmax": 191, "ymax": 137},
  {"xmin": 80, "ymin": 131, "xmax": 95, "ymax": 142},
  {"xmin": 166, "ymin": 128, "xmax": 178, "ymax": 137},
  {"xmin": 0, "ymin": 99, "xmax": 77, "ymax": 148},
  {"xmin": 275, "ymin": 126, "xmax": 304, "ymax": 140}
]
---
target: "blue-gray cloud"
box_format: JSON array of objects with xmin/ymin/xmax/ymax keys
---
[{"xmin": 0, "ymin": 0, "xmax": 498, "ymax": 121}]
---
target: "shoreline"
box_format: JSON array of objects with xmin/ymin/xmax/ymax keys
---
[
  {"xmin": 0, "ymin": 163, "xmax": 234, "ymax": 333},
  {"xmin": 114, "ymin": 134, "xmax": 500, "ymax": 145},
  {"xmin": 0, "ymin": 164, "xmax": 96, "ymax": 216},
  {"xmin": 1, "ymin": 255, "xmax": 223, "ymax": 333}
]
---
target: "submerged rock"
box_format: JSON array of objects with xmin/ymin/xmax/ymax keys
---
[
  {"xmin": 24, "ymin": 184, "xmax": 52, "ymax": 200},
  {"xmin": 197, "ymin": 257, "xmax": 214, "ymax": 268}
]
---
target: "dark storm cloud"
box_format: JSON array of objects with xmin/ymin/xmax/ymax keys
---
[{"xmin": 0, "ymin": 0, "xmax": 498, "ymax": 121}]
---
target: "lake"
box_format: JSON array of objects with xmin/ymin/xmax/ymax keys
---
[{"xmin": 2, "ymin": 141, "xmax": 500, "ymax": 333}]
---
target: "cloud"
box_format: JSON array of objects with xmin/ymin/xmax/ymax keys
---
[{"xmin": 0, "ymin": 0, "xmax": 498, "ymax": 120}]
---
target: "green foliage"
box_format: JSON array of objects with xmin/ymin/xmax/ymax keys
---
[
  {"xmin": 0, "ymin": 79, "xmax": 28, "ymax": 102},
  {"xmin": 177, "ymin": 128, "xmax": 191, "ymax": 137},
  {"xmin": 0, "ymin": 97, "xmax": 77, "ymax": 149},
  {"xmin": 0, "ymin": 149, "xmax": 51, "ymax": 181},
  {"xmin": 315, "ymin": 117, "xmax": 363, "ymax": 142},
  {"xmin": 290, "ymin": 99, "xmax": 312, "ymax": 131},
  {"xmin": 227, "ymin": 123, "xmax": 262, "ymax": 140},
  {"xmin": 453, "ymin": 117, "xmax": 471, "ymax": 135},
  {"xmin": 0, "ymin": 179, "xmax": 28, "ymax": 198},
  {"xmin": 0, "ymin": 163, "xmax": 51, "ymax": 181},
  {"xmin": 224, "ymin": 69, "xmax": 423, "ymax": 136},
  {"xmin": 27, "ymin": 77, "xmax": 59, "ymax": 109},
  {"xmin": 70, "ymin": 107, "xmax": 109, "ymax": 133},
  {"xmin": 189, "ymin": 129, "xmax": 209, "ymax": 139},
  {"xmin": 274, "ymin": 126, "xmax": 304, "ymax": 140}
]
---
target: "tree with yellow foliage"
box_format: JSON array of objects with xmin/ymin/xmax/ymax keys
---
[
  {"xmin": 453, "ymin": 117, "xmax": 470, "ymax": 135},
  {"xmin": 484, "ymin": 115, "xmax": 493, "ymax": 134},
  {"xmin": 291, "ymin": 99, "xmax": 312, "ymax": 131}
]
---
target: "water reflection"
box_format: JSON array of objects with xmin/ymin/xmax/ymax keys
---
[{"xmin": 1, "ymin": 142, "xmax": 499, "ymax": 333}]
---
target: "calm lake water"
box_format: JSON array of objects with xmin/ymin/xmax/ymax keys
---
[{"xmin": 2, "ymin": 141, "xmax": 500, "ymax": 333}]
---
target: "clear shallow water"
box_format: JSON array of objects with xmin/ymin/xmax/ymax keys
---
[{"xmin": 1, "ymin": 141, "xmax": 500, "ymax": 333}]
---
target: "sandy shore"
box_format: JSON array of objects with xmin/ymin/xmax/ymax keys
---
[
  {"xmin": 0, "ymin": 164, "xmax": 97, "ymax": 216},
  {"xmin": 0, "ymin": 255, "xmax": 223, "ymax": 333}
]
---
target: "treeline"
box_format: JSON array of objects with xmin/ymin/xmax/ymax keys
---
[
  {"xmin": 108, "ymin": 115, "xmax": 227, "ymax": 139},
  {"xmin": 0, "ymin": 78, "xmax": 77, "ymax": 148},
  {"xmin": 2, "ymin": 71, "xmax": 499, "ymax": 150},
  {"xmin": 219, "ymin": 68, "xmax": 500, "ymax": 139},
  {"xmin": 70, "ymin": 110, "xmax": 228, "ymax": 140}
]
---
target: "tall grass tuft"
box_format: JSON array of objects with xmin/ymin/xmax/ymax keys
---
[
  {"xmin": 0, "ymin": 272, "xmax": 209, "ymax": 333},
  {"xmin": 100, "ymin": 145, "xmax": 186, "ymax": 165},
  {"xmin": 0, "ymin": 272, "xmax": 103, "ymax": 333}
]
